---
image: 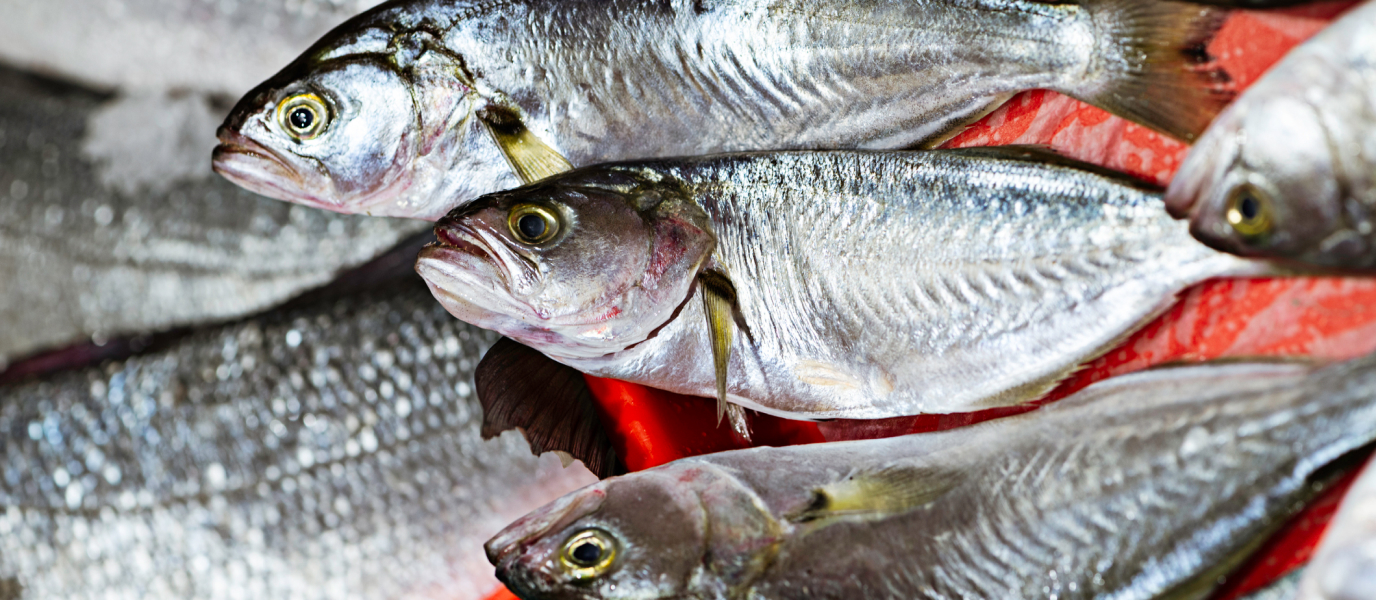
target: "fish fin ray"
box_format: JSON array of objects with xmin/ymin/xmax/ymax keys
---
[
  {"xmin": 794, "ymin": 464, "xmax": 964, "ymax": 522},
  {"xmin": 479, "ymin": 109, "xmax": 573, "ymax": 184},
  {"xmin": 699, "ymin": 268, "xmax": 738, "ymax": 426},
  {"xmin": 474, "ymin": 337, "xmax": 625, "ymax": 478},
  {"xmin": 1073, "ymin": 0, "xmax": 1234, "ymax": 142}
]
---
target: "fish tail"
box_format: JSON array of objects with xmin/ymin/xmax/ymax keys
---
[{"xmin": 1072, "ymin": 0, "xmax": 1234, "ymax": 142}]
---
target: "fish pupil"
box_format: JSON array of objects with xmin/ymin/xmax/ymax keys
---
[
  {"xmin": 1239, "ymin": 195, "xmax": 1260, "ymax": 221},
  {"xmin": 290, "ymin": 107, "xmax": 315, "ymax": 131},
  {"xmin": 571, "ymin": 542, "xmax": 602, "ymax": 565},
  {"xmin": 518, "ymin": 213, "xmax": 546, "ymax": 240}
]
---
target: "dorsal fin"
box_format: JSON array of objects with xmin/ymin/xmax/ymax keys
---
[
  {"xmin": 940, "ymin": 145, "xmax": 1163, "ymax": 193},
  {"xmin": 474, "ymin": 337, "xmax": 624, "ymax": 478},
  {"xmin": 792, "ymin": 464, "xmax": 964, "ymax": 523}
]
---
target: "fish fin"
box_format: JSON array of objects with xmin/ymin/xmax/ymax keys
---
[
  {"xmin": 474, "ymin": 337, "xmax": 625, "ymax": 479},
  {"xmin": 942, "ymin": 145, "xmax": 1163, "ymax": 192},
  {"xmin": 725, "ymin": 403, "xmax": 752, "ymax": 444},
  {"xmin": 479, "ymin": 107, "xmax": 574, "ymax": 185},
  {"xmin": 794, "ymin": 465, "xmax": 964, "ymax": 522},
  {"xmin": 699, "ymin": 268, "xmax": 738, "ymax": 426},
  {"xmin": 1073, "ymin": 0, "xmax": 1234, "ymax": 142}
]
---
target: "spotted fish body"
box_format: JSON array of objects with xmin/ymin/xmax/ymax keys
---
[
  {"xmin": 488, "ymin": 355, "xmax": 1376, "ymax": 599},
  {"xmin": 0, "ymin": 278, "xmax": 595, "ymax": 600},
  {"xmin": 215, "ymin": 0, "xmax": 1230, "ymax": 219},
  {"xmin": 421, "ymin": 149, "xmax": 1265, "ymax": 420}
]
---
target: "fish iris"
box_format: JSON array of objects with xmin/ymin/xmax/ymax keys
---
[
  {"xmin": 1226, "ymin": 183, "xmax": 1274, "ymax": 238},
  {"xmin": 507, "ymin": 204, "xmax": 560, "ymax": 244},
  {"xmin": 559, "ymin": 528, "xmax": 617, "ymax": 579},
  {"xmin": 277, "ymin": 93, "xmax": 329, "ymax": 140}
]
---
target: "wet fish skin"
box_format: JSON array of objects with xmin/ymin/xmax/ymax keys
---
[
  {"xmin": 488, "ymin": 355, "xmax": 1376, "ymax": 599},
  {"xmin": 0, "ymin": 66, "xmax": 428, "ymax": 367},
  {"xmin": 0, "ymin": 276, "xmax": 596, "ymax": 600},
  {"xmin": 1165, "ymin": 0, "xmax": 1376, "ymax": 270},
  {"xmin": 1298, "ymin": 459, "xmax": 1376, "ymax": 600},
  {"xmin": 419, "ymin": 149, "xmax": 1264, "ymax": 419},
  {"xmin": 215, "ymin": 0, "xmax": 1231, "ymax": 219}
]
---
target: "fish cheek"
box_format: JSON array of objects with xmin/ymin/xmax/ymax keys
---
[
  {"xmin": 1235, "ymin": 98, "xmax": 1342, "ymax": 255},
  {"xmin": 310, "ymin": 64, "xmax": 419, "ymax": 197}
]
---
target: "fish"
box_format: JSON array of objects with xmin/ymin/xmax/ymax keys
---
[
  {"xmin": 417, "ymin": 147, "xmax": 1271, "ymax": 435},
  {"xmin": 213, "ymin": 0, "xmax": 1234, "ymax": 220},
  {"xmin": 0, "ymin": 273, "xmax": 597, "ymax": 600},
  {"xmin": 0, "ymin": 64, "xmax": 428, "ymax": 368},
  {"xmin": 486, "ymin": 354, "xmax": 1376, "ymax": 600},
  {"xmin": 1165, "ymin": 0, "xmax": 1376, "ymax": 271},
  {"xmin": 1297, "ymin": 458, "xmax": 1376, "ymax": 600}
]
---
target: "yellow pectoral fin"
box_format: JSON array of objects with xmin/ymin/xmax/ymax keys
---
[
  {"xmin": 481, "ymin": 115, "xmax": 573, "ymax": 185},
  {"xmin": 699, "ymin": 270, "xmax": 737, "ymax": 425},
  {"xmin": 794, "ymin": 465, "xmax": 963, "ymax": 523}
]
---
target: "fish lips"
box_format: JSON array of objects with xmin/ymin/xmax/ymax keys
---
[{"xmin": 211, "ymin": 128, "xmax": 341, "ymax": 212}]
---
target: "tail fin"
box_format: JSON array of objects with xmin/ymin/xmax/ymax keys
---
[{"xmin": 1073, "ymin": 0, "xmax": 1234, "ymax": 143}]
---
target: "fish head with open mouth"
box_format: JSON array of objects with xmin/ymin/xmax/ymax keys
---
[
  {"xmin": 213, "ymin": 23, "xmax": 497, "ymax": 219},
  {"xmin": 485, "ymin": 462, "xmax": 781, "ymax": 599},
  {"xmin": 1165, "ymin": 58, "xmax": 1346, "ymax": 265},
  {"xmin": 415, "ymin": 170, "xmax": 715, "ymax": 360}
]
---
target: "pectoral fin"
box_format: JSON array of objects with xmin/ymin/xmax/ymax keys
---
[
  {"xmin": 474, "ymin": 337, "xmax": 624, "ymax": 478},
  {"xmin": 793, "ymin": 465, "xmax": 964, "ymax": 523},
  {"xmin": 479, "ymin": 108, "xmax": 573, "ymax": 185},
  {"xmin": 699, "ymin": 269, "xmax": 738, "ymax": 425}
]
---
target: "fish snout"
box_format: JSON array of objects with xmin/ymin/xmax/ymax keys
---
[{"xmin": 485, "ymin": 488, "xmax": 606, "ymax": 566}]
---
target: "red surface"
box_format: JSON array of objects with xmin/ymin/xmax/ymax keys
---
[{"xmin": 491, "ymin": 4, "xmax": 1371, "ymax": 598}]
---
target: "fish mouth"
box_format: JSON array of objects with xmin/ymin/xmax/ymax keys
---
[{"xmin": 211, "ymin": 128, "xmax": 341, "ymax": 212}]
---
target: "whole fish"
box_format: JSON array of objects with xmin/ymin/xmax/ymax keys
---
[
  {"xmin": 213, "ymin": 0, "xmax": 1233, "ymax": 220},
  {"xmin": 0, "ymin": 64, "xmax": 427, "ymax": 367},
  {"xmin": 417, "ymin": 148, "xmax": 1268, "ymax": 428},
  {"xmin": 487, "ymin": 355, "xmax": 1376, "ymax": 599},
  {"xmin": 1165, "ymin": 0, "xmax": 1376, "ymax": 270},
  {"xmin": 0, "ymin": 275, "xmax": 596, "ymax": 600},
  {"xmin": 1297, "ymin": 459, "xmax": 1376, "ymax": 600}
]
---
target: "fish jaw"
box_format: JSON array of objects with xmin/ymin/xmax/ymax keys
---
[{"xmin": 212, "ymin": 127, "xmax": 342, "ymax": 212}]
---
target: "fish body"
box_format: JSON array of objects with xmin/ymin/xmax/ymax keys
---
[
  {"xmin": 1166, "ymin": 0, "xmax": 1376, "ymax": 270},
  {"xmin": 487, "ymin": 354, "xmax": 1376, "ymax": 599},
  {"xmin": 0, "ymin": 276, "xmax": 596, "ymax": 599},
  {"xmin": 1297, "ymin": 458, "xmax": 1376, "ymax": 600},
  {"xmin": 0, "ymin": 65, "xmax": 427, "ymax": 366},
  {"xmin": 214, "ymin": 0, "xmax": 1230, "ymax": 219},
  {"xmin": 419, "ymin": 149, "xmax": 1263, "ymax": 419}
]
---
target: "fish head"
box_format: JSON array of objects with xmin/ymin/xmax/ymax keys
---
[
  {"xmin": 486, "ymin": 462, "xmax": 781, "ymax": 599},
  {"xmin": 214, "ymin": 21, "xmax": 492, "ymax": 219},
  {"xmin": 1165, "ymin": 66, "xmax": 1344, "ymax": 263},
  {"xmin": 416, "ymin": 170, "xmax": 716, "ymax": 360}
]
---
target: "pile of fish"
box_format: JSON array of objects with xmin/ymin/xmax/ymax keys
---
[{"xmin": 2, "ymin": 0, "xmax": 1375, "ymax": 597}]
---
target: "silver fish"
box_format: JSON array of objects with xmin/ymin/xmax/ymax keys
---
[
  {"xmin": 487, "ymin": 355, "xmax": 1376, "ymax": 599},
  {"xmin": 213, "ymin": 0, "xmax": 1232, "ymax": 220},
  {"xmin": 417, "ymin": 148, "xmax": 1267, "ymax": 421},
  {"xmin": 1297, "ymin": 458, "xmax": 1376, "ymax": 600},
  {"xmin": 1165, "ymin": 0, "xmax": 1376, "ymax": 270},
  {"xmin": 0, "ymin": 65, "xmax": 427, "ymax": 367},
  {"xmin": 0, "ymin": 275, "xmax": 596, "ymax": 600}
]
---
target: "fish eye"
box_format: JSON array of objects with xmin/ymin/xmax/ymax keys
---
[
  {"xmin": 1225, "ymin": 183, "xmax": 1274, "ymax": 238},
  {"xmin": 559, "ymin": 528, "xmax": 617, "ymax": 580},
  {"xmin": 277, "ymin": 93, "xmax": 329, "ymax": 140},
  {"xmin": 507, "ymin": 204, "xmax": 561, "ymax": 245}
]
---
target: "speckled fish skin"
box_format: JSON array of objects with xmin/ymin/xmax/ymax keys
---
[
  {"xmin": 488, "ymin": 356, "xmax": 1376, "ymax": 599},
  {"xmin": 214, "ymin": 0, "xmax": 1230, "ymax": 219},
  {"xmin": 1297, "ymin": 459, "xmax": 1376, "ymax": 600},
  {"xmin": 0, "ymin": 276, "xmax": 596, "ymax": 600},
  {"xmin": 0, "ymin": 65, "xmax": 428, "ymax": 367},
  {"xmin": 1166, "ymin": 0, "xmax": 1376, "ymax": 270},
  {"xmin": 419, "ymin": 150, "xmax": 1265, "ymax": 419}
]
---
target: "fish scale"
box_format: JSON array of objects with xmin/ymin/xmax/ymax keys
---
[{"xmin": 0, "ymin": 279, "xmax": 595, "ymax": 599}]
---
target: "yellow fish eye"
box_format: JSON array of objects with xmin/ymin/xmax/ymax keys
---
[
  {"xmin": 559, "ymin": 528, "xmax": 617, "ymax": 580},
  {"xmin": 277, "ymin": 93, "xmax": 329, "ymax": 140},
  {"xmin": 1225, "ymin": 183, "xmax": 1274, "ymax": 239},
  {"xmin": 508, "ymin": 204, "xmax": 561, "ymax": 245}
]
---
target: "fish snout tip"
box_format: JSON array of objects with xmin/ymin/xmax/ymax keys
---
[{"xmin": 484, "ymin": 487, "xmax": 607, "ymax": 566}]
